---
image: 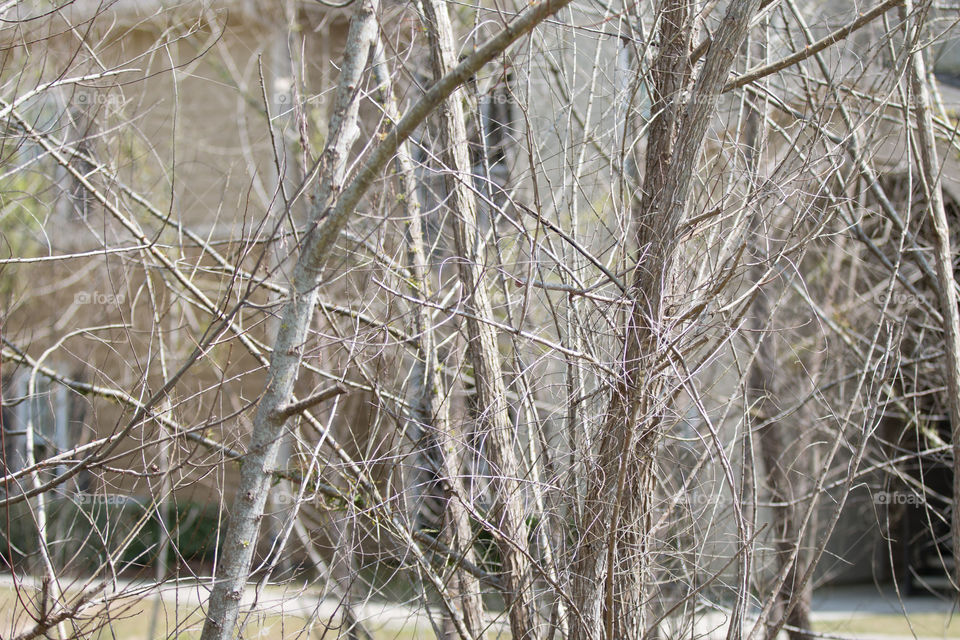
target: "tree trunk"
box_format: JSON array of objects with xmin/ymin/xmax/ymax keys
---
[
  {"xmin": 903, "ymin": 0, "xmax": 960, "ymax": 594},
  {"xmin": 199, "ymin": 0, "xmax": 578, "ymax": 636},
  {"xmin": 199, "ymin": 3, "xmax": 380, "ymax": 637},
  {"xmin": 371, "ymin": 39, "xmax": 486, "ymax": 640},
  {"xmin": 417, "ymin": 1, "xmax": 538, "ymax": 637},
  {"xmin": 570, "ymin": 2, "xmax": 763, "ymax": 638}
]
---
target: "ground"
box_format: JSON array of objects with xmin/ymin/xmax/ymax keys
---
[{"xmin": 1, "ymin": 579, "xmax": 958, "ymax": 639}]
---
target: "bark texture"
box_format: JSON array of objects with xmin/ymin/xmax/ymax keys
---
[
  {"xmin": 570, "ymin": 2, "xmax": 763, "ymax": 638},
  {"xmin": 372, "ymin": 40, "xmax": 485, "ymax": 640},
  {"xmin": 417, "ymin": 1, "xmax": 538, "ymax": 637},
  {"xmin": 199, "ymin": 0, "xmax": 577, "ymax": 636},
  {"xmin": 199, "ymin": 3, "xmax": 380, "ymax": 637},
  {"xmin": 903, "ymin": 0, "xmax": 960, "ymax": 594}
]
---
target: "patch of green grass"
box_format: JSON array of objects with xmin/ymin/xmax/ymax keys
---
[
  {"xmin": 814, "ymin": 613, "xmax": 960, "ymax": 638},
  {"xmin": 0, "ymin": 584, "xmax": 512, "ymax": 640}
]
